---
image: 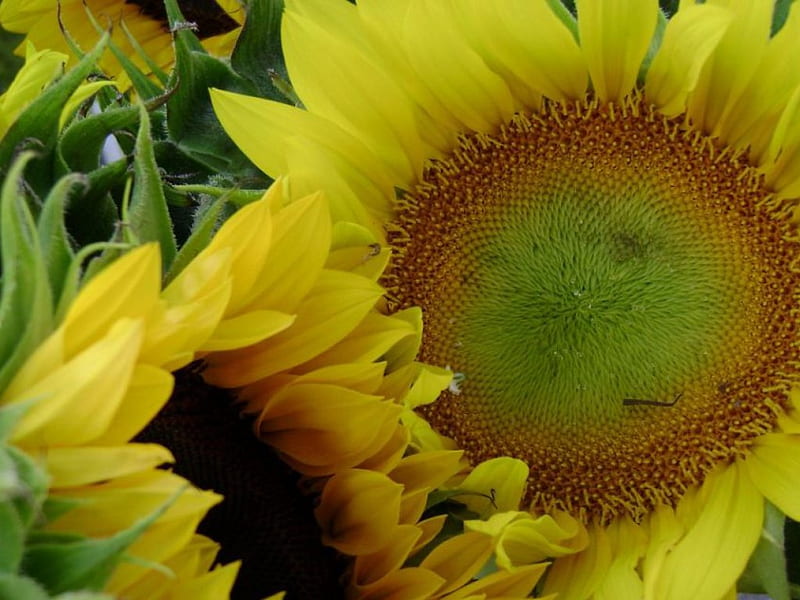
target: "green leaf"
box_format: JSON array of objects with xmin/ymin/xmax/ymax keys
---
[
  {"xmin": 21, "ymin": 486, "xmax": 184, "ymax": 595},
  {"xmin": 230, "ymin": 0, "xmax": 288, "ymax": 101},
  {"xmin": 0, "ymin": 36, "xmax": 108, "ymax": 196},
  {"xmin": 128, "ymin": 103, "xmax": 177, "ymax": 271},
  {"xmin": 0, "ymin": 153, "xmax": 53, "ymax": 396},
  {"xmin": 37, "ymin": 175, "xmax": 85, "ymax": 306},
  {"xmin": 0, "ymin": 573, "xmax": 50, "ymax": 600},
  {"xmin": 740, "ymin": 501, "xmax": 791, "ymax": 600}
]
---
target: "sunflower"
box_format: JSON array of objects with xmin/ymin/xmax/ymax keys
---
[
  {"xmin": 0, "ymin": 0, "xmax": 243, "ymax": 80},
  {"xmin": 210, "ymin": 0, "xmax": 800, "ymax": 598}
]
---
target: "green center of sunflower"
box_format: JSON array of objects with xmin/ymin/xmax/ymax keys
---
[{"xmin": 386, "ymin": 97, "xmax": 800, "ymax": 522}]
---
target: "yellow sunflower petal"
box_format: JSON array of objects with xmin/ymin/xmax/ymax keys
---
[
  {"xmin": 315, "ymin": 468, "xmax": 403, "ymax": 556},
  {"xmin": 576, "ymin": 0, "xmax": 658, "ymax": 103},
  {"xmin": 166, "ymin": 561, "xmax": 240, "ymax": 600},
  {"xmin": 299, "ymin": 311, "xmax": 418, "ymax": 372},
  {"xmin": 645, "ymin": 4, "xmax": 732, "ymax": 116},
  {"xmin": 445, "ymin": 563, "xmax": 547, "ymax": 600},
  {"xmin": 46, "ymin": 444, "xmax": 174, "ymax": 488},
  {"xmin": 210, "ymin": 88, "xmax": 395, "ymax": 223},
  {"xmin": 194, "ymin": 192, "xmax": 273, "ymax": 316},
  {"xmin": 10, "ymin": 318, "xmax": 143, "ymax": 446},
  {"xmin": 413, "ymin": 515, "xmax": 447, "ymax": 554},
  {"xmin": 399, "ymin": 488, "xmax": 429, "ymax": 526},
  {"xmin": 715, "ymin": 2, "xmax": 800, "ymax": 157},
  {"xmin": 352, "ymin": 524, "xmax": 422, "ymax": 588},
  {"xmin": 685, "ymin": 0, "xmax": 773, "ymax": 135},
  {"xmin": 357, "ymin": 424, "xmax": 410, "ymax": 474},
  {"xmin": 49, "ymin": 469, "xmax": 221, "ymax": 538},
  {"xmin": 594, "ymin": 516, "xmax": 646, "ymax": 600},
  {"xmin": 458, "ymin": 0, "xmax": 587, "ymax": 104},
  {"xmin": 353, "ymin": 566, "xmax": 445, "ymax": 600},
  {"xmin": 114, "ymin": 535, "xmax": 222, "ymax": 600},
  {"xmin": 743, "ymin": 432, "xmax": 800, "ymax": 521},
  {"xmin": 87, "ymin": 364, "xmax": 174, "ymax": 446},
  {"xmin": 762, "ymin": 85, "xmax": 800, "ymax": 199},
  {"xmin": 453, "ymin": 457, "xmax": 528, "ymax": 518},
  {"xmin": 256, "ymin": 383, "xmax": 401, "ymax": 474},
  {"xmin": 241, "ymin": 191, "xmax": 331, "ymax": 314},
  {"xmin": 641, "ymin": 503, "xmax": 684, "ymax": 600},
  {"xmin": 62, "ymin": 244, "xmax": 160, "ymax": 358},
  {"xmin": 388, "ymin": 450, "xmax": 465, "ymax": 492},
  {"xmin": 467, "ymin": 510, "xmax": 587, "ymax": 569},
  {"xmin": 204, "ymin": 270, "xmax": 383, "ymax": 387},
  {"xmin": 400, "ymin": 0, "xmax": 514, "ymax": 134},
  {"xmin": 651, "ymin": 462, "xmax": 763, "ymax": 600},
  {"xmin": 200, "ymin": 310, "xmax": 295, "ymax": 352},
  {"xmin": 419, "ymin": 531, "xmax": 494, "ymax": 596},
  {"xmin": 283, "ymin": 3, "xmax": 425, "ymax": 183},
  {"xmin": 542, "ymin": 524, "xmax": 612, "ymax": 600}
]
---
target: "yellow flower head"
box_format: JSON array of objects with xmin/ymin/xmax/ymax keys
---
[{"xmin": 211, "ymin": 1, "xmax": 800, "ymax": 598}]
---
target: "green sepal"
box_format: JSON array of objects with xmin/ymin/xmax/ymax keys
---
[
  {"xmin": 0, "ymin": 498, "xmax": 25, "ymax": 574},
  {"xmin": 53, "ymin": 592, "xmax": 114, "ymax": 600},
  {"xmin": 37, "ymin": 175, "xmax": 85, "ymax": 306},
  {"xmin": 23, "ymin": 532, "xmax": 85, "ymax": 547},
  {"xmin": 119, "ymin": 19, "xmax": 169, "ymax": 86},
  {"xmin": 639, "ymin": 9, "xmax": 668, "ymax": 81},
  {"xmin": 20, "ymin": 486, "xmax": 185, "ymax": 595},
  {"xmin": 0, "ymin": 573, "xmax": 50, "ymax": 600},
  {"xmin": 57, "ymin": 106, "xmax": 140, "ymax": 174},
  {"xmin": 772, "ymin": 0, "xmax": 794, "ymax": 35},
  {"xmin": 546, "ymin": 0, "xmax": 578, "ymax": 41},
  {"xmin": 6, "ymin": 446, "xmax": 49, "ymax": 531},
  {"xmin": 163, "ymin": 0, "xmax": 259, "ymax": 175},
  {"xmin": 163, "ymin": 0, "xmax": 206, "ymax": 53},
  {"xmin": 171, "ymin": 185, "xmax": 264, "ymax": 208},
  {"xmin": 82, "ymin": 6, "xmax": 163, "ymax": 100},
  {"xmin": 129, "ymin": 103, "xmax": 177, "ymax": 271},
  {"xmin": 0, "ymin": 153, "xmax": 53, "ymax": 396},
  {"xmin": 40, "ymin": 497, "xmax": 83, "ymax": 526},
  {"xmin": 0, "ymin": 36, "xmax": 108, "ymax": 196},
  {"xmin": 0, "ymin": 403, "xmax": 30, "ymax": 443},
  {"xmin": 230, "ymin": 0, "xmax": 288, "ymax": 101},
  {"xmin": 740, "ymin": 501, "xmax": 791, "ymax": 600},
  {"xmin": 164, "ymin": 190, "xmax": 231, "ymax": 285},
  {"xmin": 65, "ymin": 160, "xmax": 127, "ymax": 248}
]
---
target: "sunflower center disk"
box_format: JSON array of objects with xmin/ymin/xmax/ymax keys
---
[{"xmin": 386, "ymin": 98, "xmax": 800, "ymax": 522}]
